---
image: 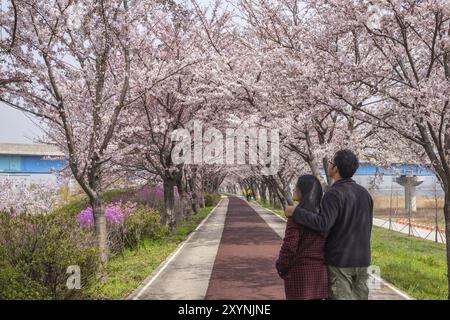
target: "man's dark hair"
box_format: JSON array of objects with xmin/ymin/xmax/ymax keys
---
[{"xmin": 333, "ymin": 149, "xmax": 359, "ymax": 178}]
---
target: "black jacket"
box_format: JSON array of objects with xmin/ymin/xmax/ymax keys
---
[{"xmin": 292, "ymin": 178, "xmax": 373, "ymax": 267}]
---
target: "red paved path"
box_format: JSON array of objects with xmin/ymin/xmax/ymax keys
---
[{"xmin": 205, "ymin": 196, "xmax": 285, "ymax": 299}]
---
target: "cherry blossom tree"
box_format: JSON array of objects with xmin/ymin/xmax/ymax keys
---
[
  {"xmin": 361, "ymin": 0, "xmax": 450, "ymax": 297},
  {"xmin": 0, "ymin": 0, "xmax": 156, "ymax": 274},
  {"xmin": 3, "ymin": 0, "xmax": 449, "ymax": 295},
  {"xmin": 238, "ymin": 0, "xmax": 388, "ymax": 187},
  {"xmin": 234, "ymin": 0, "xmax": 450, "ymax": 296},
  {"xmin": 0, "ymin": 0, "xmax": 30, "ymax": 90},
  {"xmin": 0, "ymin": 178, "xmax": 60, "ymax": 215},
  {"xmin": 117, "ymin": 0, "xmax": 235, "ymax": 232},
  {"xmin": 294, "ymin": 0, "xmax": 450, "ymax": 297}
]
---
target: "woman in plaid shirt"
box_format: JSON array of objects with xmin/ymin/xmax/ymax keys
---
[{"xmin": 276, "ymin": 175, "xmax": 328, "ymax": 300}]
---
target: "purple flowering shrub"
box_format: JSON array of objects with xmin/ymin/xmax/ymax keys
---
[
  {"xmin": 77, "ymin": 202, "xmax": 136, "ymax": 227},
  {"xmin": 77, "ymin": 200, "xmax": 166, "ymax": 253},
  {"xmin": 76, "ymin": 184, "xmax": 192, "ymax": 252},
  {"xmin": 134, "ymin": 185, "xmax": 166, "ymax": 212},
  {"xmin": 113, "ymin": 184, "xmax": 190, "ymax": 220}
]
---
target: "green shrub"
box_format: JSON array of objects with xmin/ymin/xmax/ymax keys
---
[
  {"xmin": 105, "ymin": 205, "xmax": 169, "ymax": 253},
  {"xmin": 123, "ymin": 206, "xmax": 169, "ymax": 249},
  {"xmin": 0, "ymin": 211, "xmax": 98, "ymax": 300},
  {"xmin": 0, "ymin": 259, "xmax": 47, "ymax": 299},
  {"xmin": 53, "ymin": 198, "xmax": 89, "ymax": 218},
  {"xmin": 102, "ymin": 188, "xmax": 136, "ymax": 203},
  {"xmin": 204, "ymin": 193, "xmax": 221, "ymax": 207}
]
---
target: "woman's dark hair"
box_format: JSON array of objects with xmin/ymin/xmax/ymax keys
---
[
  {"xmin": 296, "ymin": 175, "xmax": 323, "ymax": 213},
  {"xmin": 333, "ymin": 149, "xmax": 359, "ymax": 178}
]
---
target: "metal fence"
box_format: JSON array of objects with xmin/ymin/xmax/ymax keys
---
[{"xmin": 368, "ymin": 178, "xmax": 446, "ymax": 243}]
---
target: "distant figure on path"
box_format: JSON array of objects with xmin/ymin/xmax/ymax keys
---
[
  {"xmin": 276, "ymin": 175, "xmax": 328, "ymax": 300},
  {"xmin": 245, "ymin": 188, "xmax": 252, "ymax": 201},
  {"xmin": 285, "ymin": 149, "xmax": 373, "ymax": 300}
]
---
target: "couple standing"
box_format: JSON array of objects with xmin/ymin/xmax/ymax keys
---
[{"xmin": 276, "ymin": 149, "xmax": 373, "ymax": 300}]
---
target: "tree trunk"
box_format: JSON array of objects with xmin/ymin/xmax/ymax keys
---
[
  {"xmin": 176, "ymin": 175, "xmax": 190, "ymax": 221},
  {"xmin": 271, "ymin": 186, "xmax": 283, "ymax": 209},
  {"xmin": 322, "ymin": 156, "xmax": 332, "ymax": 186},
  {"xmin": 177, "ymin": 189, "xmax": 186, "ymax": 221},
  {"xmin": 305, "ymin": 156, "xmax": 327, "ymax": 187},
  {"xmin": 268, "ymin": 186, "xmax": 274, "ymax": 206},
  {"xmin": 444, "ymin": 190, "xmax": 450, "ymax": 299},
  {"xmin": 180, "ymin": 189, "xmax": 191, "ymax": 219},
  {"xmin": 277, "ymin": 190, "xmax": 287, "ymax": 210},
  {"xmin": 192, "ymin": 195, "xmax": 199, "ymax": 214},
  {"xmin": 200, "ymin": 178, "xmax": 206, "ymax": 208},
  {"xmin": 272, "ymin": 176, "xmax": 294, "ymax": 206},
  {"xmin": 91, "ymin": 196, "xmax": 108, "ymax": 281},
  {"xmin": 259, "ymin": 183, "xmax": 267, "ymax": 204},
  {"xmin": 251, "ymin": 183, "xmax": 258, "ymax": 201},
  {"xmin": 163, "ymin": 179, "xmax": 177, "ymax": 234},
  {"xmin": 281, "ymin": 189, "xmax": 293, "ymax": 207},
  {"xmin": 304, "ymin": 129, "xmax": 327, "ymax": 186},
  {"xmin": 181, "ymin": 169, "xmax": 194, "ymax": 218},
  {"xmin": 200, "ymin": 189, "xmax": 206, "ymax": 208},
  {"xmin": 188, "ymin": 176, "xmax": 199, "ymax": 214},
  {"xmin": 281, "ymin": 180, "xmax": 294, "ymax": 206}
]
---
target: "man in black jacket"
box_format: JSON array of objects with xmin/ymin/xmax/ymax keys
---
[{"xmin": 285, "ymin": 149, "xmax": 373, "ymax": 300}]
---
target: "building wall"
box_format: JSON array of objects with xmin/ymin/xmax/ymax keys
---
[
  {"xmin": 0, "ymin": 154, "xmax": 66, "ymax": 186},
  {"xmin": 0, "ymin": 156, "xmax": 445, "ymax": 197},
  {"xmin": 354, "ymin": 164, "xmax": 443, "ymax": 197},
  {"xmin": 309, "ymin": 164, "xmax": 445, "ymax": 198},
  {"xmin": 0, "ymin": 173, "xmax": 61, "ymax": 186},
  {"xmin": 356, "ymin": 163, "xmax": 434, "ymax": 176},
  {"xmin": 353, "ymin": 175, "xmax": 444, "ymax": 197},
  {"xmin": 0, "ymin": 155, "xmax": 65, "ymax": 173}
]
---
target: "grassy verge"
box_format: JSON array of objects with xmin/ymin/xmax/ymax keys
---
[
  {"xmin": 89, "ymin": 204, "xmax": 218, "ymax": 299},
  {"xmin": 371, "ymin": 226, "xmax": 447, "ymax": 300},
  {"xmin": 256, "ymin": 199, "xmax": 286, "ymax": 219},
  {"xmin": 254, "ymin": 198, "xmax": 448, "ymax": 300}
]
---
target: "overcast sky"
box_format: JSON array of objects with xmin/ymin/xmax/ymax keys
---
[
  {"xmin": 0, "ymin": 102, "xmax": 46, "ymax": 144},
  {"xmin": 0, "ymin": 0, "xmax": 224, "ymax": 145}
]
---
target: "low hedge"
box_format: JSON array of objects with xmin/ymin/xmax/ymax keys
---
[
  {"xmin": 0, "ymin": 211, "xmax": 98, "ymax": 299},
  {"xmin": 0, "ymin": 203, "xmax": 168, "ymax": 299},
  {"xmin": 204, "ymin": 193, "xmax": 221, "ymax": 207}
]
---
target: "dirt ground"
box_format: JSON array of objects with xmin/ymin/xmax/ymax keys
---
[{"xmin": 372, "ymin": 195, "xmax": 446, "ymax": 229}]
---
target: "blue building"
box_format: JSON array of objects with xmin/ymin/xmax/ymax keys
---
[
  {"xmin": 318, "ymin": 163, "xmax": 442, "ymax": 196},
  {"xmin": 0, "ymin": 143, "xmax": 66, "ymax": 185},
  {"xmin": 355, "ymin": 163, "xmax": 435, "ymax": 176},
  {"xmin": 353, "ymin": 163, "xmax": 443, "ymax": 196}
]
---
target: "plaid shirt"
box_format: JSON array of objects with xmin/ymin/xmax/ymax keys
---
[{"xmin": 276, "ymin": 217, "xmax": 328, "ymax": 300}]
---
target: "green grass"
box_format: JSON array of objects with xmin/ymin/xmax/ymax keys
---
[
  {"xmin": 89, "ymin": 205, "xmax": 217, "ymax": 299},
  {"xmin": 254, "ymin": 199, "xmax": 448, "ymax": 300},
  {"xmin": 371, "ymin": 226, "xmax": 447, "ymax": 300},
  {"xmin": 256, "ymin": 199, "xmax": 286, "ymax": 218}
]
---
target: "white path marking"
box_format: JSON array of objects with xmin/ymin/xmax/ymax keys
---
[
  {"xmin": 246, "ymin": 199, "xmax": 414, "ymax": 300},
  {"xmin": 129, "ymin": 198, "xmax": 226, "ymax": 300}
]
